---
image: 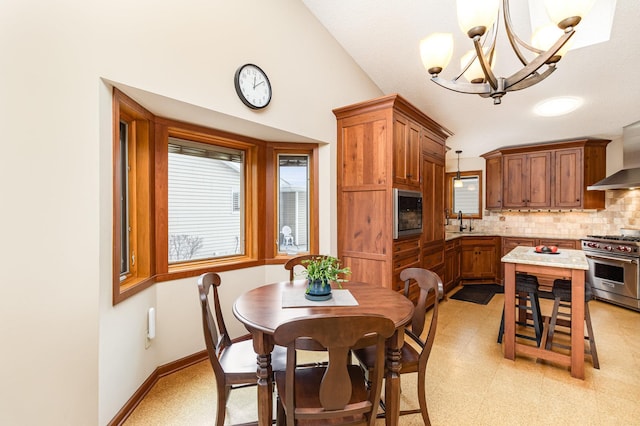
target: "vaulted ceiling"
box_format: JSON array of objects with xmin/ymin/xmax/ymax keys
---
[{"xmin": 302, "ymin": 1, "xmax": 640, "ymax": 160}]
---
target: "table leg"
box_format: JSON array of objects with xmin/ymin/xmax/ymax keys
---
[
  {"xmin": 384, "ymin": 331, "xmax": 403, "ymax": 426},
  {"xmin": 252, "ymin": 332, "xmax": 274, "ymax": 426},
  {"xmin": 504, "ymin": 263, "xmax": 516, "ymax": 360},
  {"xmin": 570, "ymin": 269, "xmax": 585, "ymax": 379}
]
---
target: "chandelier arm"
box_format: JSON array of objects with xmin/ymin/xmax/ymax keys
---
[
  {"xmin": 455, "ymin": 22, "xmax": 498, "ymax": 82},
  {"xmin": 430, "ymin": 77, "xmax": 491, "ymax": 95},
  {"xmin": 504, "ymin": 30, "xmax": 574, "ymax": 88},
  {"xmin": 506, "ymin": 66, "xmax": 556, "ymax": 92},
  {"xmin": 473, "ymin": 37, "xmax": 498, "ymax": 90},
  {"xmin": 503, "ymin": 0, "xmax": 543, "ymax": 67}
]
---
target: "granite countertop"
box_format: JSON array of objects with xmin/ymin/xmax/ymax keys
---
[
  {"xmin": 501, "ymin": 246, "xmax": 589, "ymax": 270},
  {"xmin": 445, "ymin": 232, "xmax": 588, "ymax": 242}
]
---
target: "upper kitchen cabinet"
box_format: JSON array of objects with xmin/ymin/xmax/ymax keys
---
[
  {"xmin": 481, "ymin": 138, "xmax": 610, "ymax": 211},
  {"xmin": 554, "ymin": 148, "xmax": 584, "ymax": 208},
  {"xmin": 393, "ymin": 114, "xmax": 422, "ymax": 189},
  {"xmin": 502, "ymin": 151, "xmax": 552, "ymax": 209},
  {"xmin": 333, "ymin": 94, "xmax": 451, "ymax": 296},
  {"xmin": 484, "ymin": 152, "xmax": 503, "ymax": 209},
  {"xmin": 421, "ymin": 126, "xmax": 446, "ymax": 248}
]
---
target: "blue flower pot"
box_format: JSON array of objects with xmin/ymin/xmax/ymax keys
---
[{"xmin": 305, "ymin": 279, "xmax": 332, "ymax": 301}]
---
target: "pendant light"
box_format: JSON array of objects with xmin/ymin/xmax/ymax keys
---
[{"xmin": 454, "ymin": 150, "xmax": 464, "ymax": 188}]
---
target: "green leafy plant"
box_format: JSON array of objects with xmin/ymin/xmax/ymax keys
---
[{"xmin": 302, "ymin": 255, "xmax": 351, "ymax": 290}]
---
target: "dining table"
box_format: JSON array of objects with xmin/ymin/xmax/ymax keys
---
[
  {"xmin": 233, "ymin": 279, "xmax": 415, "ymax": 426},
  {"xmin": 501, "ymin": 246, "xmax": 590, "ymax": 379}
]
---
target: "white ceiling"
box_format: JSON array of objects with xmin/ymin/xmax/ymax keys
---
[{"xmin": 302, "ymin": 0, "xmax": 640, "ymax": 159}]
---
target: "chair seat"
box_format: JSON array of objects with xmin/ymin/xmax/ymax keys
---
[
  {"xmin": 515, "ymin": 273, "xmax": 539, "ymax": 293},
  {"xmin": 220, "ymin": 339, "xmax": 287, "ymax": 382},
  {"xmin": 275, "ymin": 365, "xmax": 368, "ymax": 425},
  {"xmin": 352, "ymin": 342, "xmax": 420, "ymax": 375},
  {"xmin": 552, "ymin": 279, "xmax": 593, "ymax": 301}
]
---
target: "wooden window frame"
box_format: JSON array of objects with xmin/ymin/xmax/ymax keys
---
[
  {"xmin": 153, "ymin": 120, "xmax": 263, "ymax": 281},
  {"xmin": 113, "ymin": 90, "xmax": 156, "ymax": 304},
  {"xmin": 266, "ymin": 145, "xmax": 319, "ymax": 260},
  {"xmin": 112, "ymin": 88, "xmax": 319, "ymax": 303},
  {"xmin": 445, "ymin": 170, "xmax": 483, "ymax": 220}
]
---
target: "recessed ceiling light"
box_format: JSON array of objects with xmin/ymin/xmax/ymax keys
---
[{"xmin": 533, "ymin": 96, "xmax": 584, "ymax": 117}]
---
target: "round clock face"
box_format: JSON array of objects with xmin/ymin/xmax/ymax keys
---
[{"xmin": 234, "ymin": 64, "xmax": 272, "ymax": 109}]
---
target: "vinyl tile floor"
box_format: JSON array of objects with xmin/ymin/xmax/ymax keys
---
[{"xmin": 123, "ymin": 286, "xmax": 640, "ymax": 425}]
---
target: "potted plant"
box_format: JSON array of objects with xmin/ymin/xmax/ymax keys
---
[{"xmin": 302, "ymin": 255, "xmax": 351, "ymax": 301}]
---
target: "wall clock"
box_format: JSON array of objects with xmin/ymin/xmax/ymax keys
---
[{"xmin": 234, "ymin": 63, "xmax": 272, "ymax": 109}]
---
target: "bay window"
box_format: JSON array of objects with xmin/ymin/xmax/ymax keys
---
[{"xmin": 112, "ymin": 88, "xmax": 318, "ymax": 303}]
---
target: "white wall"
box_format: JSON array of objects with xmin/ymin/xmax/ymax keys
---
[{"xmin": 0, "ymin": 1, "xmax": 383, "ymax": 425}]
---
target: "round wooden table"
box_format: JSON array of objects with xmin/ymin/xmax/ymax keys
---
[{"xmin": 233, "ymin": 280, "xmax": 415, "ymax": 426}]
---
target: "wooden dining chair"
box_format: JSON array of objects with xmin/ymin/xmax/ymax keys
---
[
  {"xmin": 273, "ymin": 314, "xmax": 395, "ymax": 426},
  {"xmin": 198, "ymin": 272, "xmax": 286, "ymax": 426},
  {"xmin": 352, "ymin": 267, "xmax": 442, "ymax": 425},
  {"xmin": 284, "ymin": 254, "xmax": 322, "ymax": 281}
]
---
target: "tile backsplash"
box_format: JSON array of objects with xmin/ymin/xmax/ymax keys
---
[{"xmin": 447, "ymin": 190, "xmax": 640, "ymax": 238}]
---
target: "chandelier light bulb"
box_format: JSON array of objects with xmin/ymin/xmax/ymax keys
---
[
  {"xmin": 420, "ymin": 33, "xmax": 454, "ymax": 75},
  {"xmin": 544, "ymin": 0, "xmax": 595, "ymax": 29},
  {"xmin": 457, "ymin": 0, "xmax": 500, "ymax": 38},
  {"xmin": 532, "ymin": 24, "xmax": 573, "ymax": 63},
  {"xmin": 460, "ymin": 49, "xmax": 495, "ymax": 83}
]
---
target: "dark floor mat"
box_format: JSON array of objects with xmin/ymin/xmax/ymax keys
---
[{"xmin": 450, "ymin": 284, "xmax": 503, "ymax": 305}]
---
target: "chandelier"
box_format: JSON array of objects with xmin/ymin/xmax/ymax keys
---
[{"xmin": 419, "ymin": 0, "xmax": 595, "ymax": 105}]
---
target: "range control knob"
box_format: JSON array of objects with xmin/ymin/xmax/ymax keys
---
[
  {"xmin": 618, "ymin": 246, "xmax": 632, "ymax": 253},
  {"xmin": 604, "ymin": 245, "xmax": 613, "ymax": 251},
  {"xmin": 587, "ymin": 242, "xmax": 599, "ymax": 248}
]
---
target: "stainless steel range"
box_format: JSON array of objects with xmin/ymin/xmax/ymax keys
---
[{"xmin": 582, "ymin": 229, "xmax": 640, "ymax": 311}]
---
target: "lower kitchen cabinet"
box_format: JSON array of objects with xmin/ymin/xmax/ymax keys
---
[
  {"xmin": 444, "ymin": 238, "xmax": 461, "ymax": 292},
  {"xmin": 392, "ymin": 236, "xmax": 422, "ymax": 300},
  {"xmin": 460, "ymin": 236, "xmax": 501, "ymax": 284}
]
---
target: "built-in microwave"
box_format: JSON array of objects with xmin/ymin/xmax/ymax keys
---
[{"xmin": 393, "ymin": 188, "xmax": 423, "ymax": 239}]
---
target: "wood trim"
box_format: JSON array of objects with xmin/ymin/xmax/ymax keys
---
[
  {"xmin": 265, "ymin": 144, "xmax": 319, "ymax": 258},
  {"xmin": 333, "ymin": 93, "xmax": 453, "ymax": 140},
  {"xmin": 445, "ymin": 170, "xmax": 483, "ymax": 220},
  {"xmin": 107, "ymin": 350, "xmax": 208, "ymax": 426},
  {"xmin": 481, "ymin": 138, "xmax": 610, "ymax": 158},
  {"xmin": 113, "ymin": 89, "xmax": 156, "ymax": 305}
]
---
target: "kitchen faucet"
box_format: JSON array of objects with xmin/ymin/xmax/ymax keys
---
[{"xmin": 458, "ymin": 210, "xmax": 466, "ymax": 232}]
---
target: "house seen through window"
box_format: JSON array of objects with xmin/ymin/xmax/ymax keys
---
[
  {"xmin": 278, "ymin": 154, "xmax": 309, "ymax": 254},
  {"xmin": 168, "ymin": 137, "xmax": 244, "ymax": 263}
]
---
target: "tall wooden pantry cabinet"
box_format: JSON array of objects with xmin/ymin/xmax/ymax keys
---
[{"xmin": 333, "ymin": 94, "xmax": 452, "ymax": 302}]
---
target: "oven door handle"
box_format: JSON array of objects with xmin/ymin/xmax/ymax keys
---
[{"xmin": 585, "ymin": 254, "xmax": 639, "ymax": 264}]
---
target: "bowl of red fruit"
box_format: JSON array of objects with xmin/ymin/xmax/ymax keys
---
[{"xmin": 534, "ymin": 245, "xmax": 559, "ymax": 254}]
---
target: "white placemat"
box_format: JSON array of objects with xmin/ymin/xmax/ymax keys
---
[{"xmin": 282, "ymin": 288, "xmax": 359, "ymax": 308}]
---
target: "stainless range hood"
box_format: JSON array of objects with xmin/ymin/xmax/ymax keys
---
[{"xmin": 587, "ymin": 167, "xmax": 640, "ymax": 190}]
